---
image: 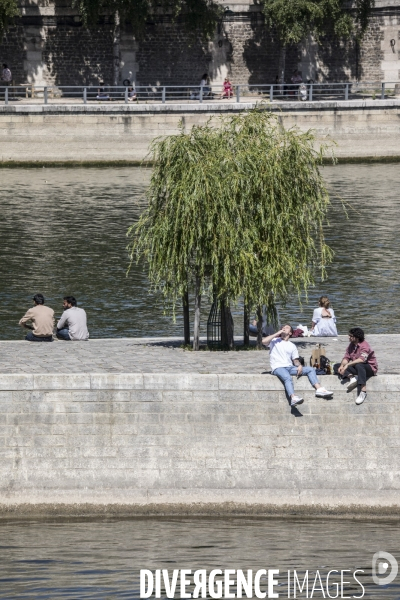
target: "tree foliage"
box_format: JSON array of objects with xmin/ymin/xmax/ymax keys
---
[
  {"xmin": 0, "ymin": 0, "xmax": 19, "ymax": 37},
  {"xmin": 261, "ymin": 0, "xmax": 375, "ymax": 45},
  {"xmin": 127, "ymin": 108, "xmax": 334, "ymax": 343},
  {"xmin": 72, "ymin": 0, "xmax": 222, "ymax": 38}
]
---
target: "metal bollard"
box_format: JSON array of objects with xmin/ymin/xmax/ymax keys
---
[
  {"xmin": 5, "ymin": 87, "xmax": 8, "ymax": 105},
  {"xmin": 162, "ymin": 87, "xmax": 166, "ymax": 104},
  {"xmin": 199, "ymin": 86, "xmax": 203, "ymax": 103},
  {"xmin": 236, "ymin": 85, "xmax": 240, "ymax": 103},
  {"xmin": 125, "ymin": 87, "xmax": 128, "ymax": 104},
  {"xmin": 44, "ymin": 87, "xmax": 48, "ymax": 104},
  {"xmin": 345, "ymin": 83, "xmax": 349, "ymax": 101},
  {"xmin": 270, "ymin": 84, "xmax": 274, "ymax": 102},
  {"xmin": 308, "ymin": 84, "xmax": 313, "ymax": 101},
  {"xmin": 381, "ymin": 83, "xmax": 385, "ymax": 100},
  {"xmin": 83, "ymin": 87, "xmax": 87, "ymax": 104}
]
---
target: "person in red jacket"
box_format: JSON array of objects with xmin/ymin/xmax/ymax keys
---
[
  {"xmin": 336, "ymin": 327, "xmax": 378, "ymax": 405},
  {"xmin": 221, "ymin": 77, "xmax": 233, "ymax": 99}
]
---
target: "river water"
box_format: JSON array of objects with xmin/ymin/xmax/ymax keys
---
[
  {"xmin": 0, "ymin": 516, "xmax": 399, "ymax": 599},
  {"xmin": 0, "ymin": 163, "xmax": 399, "ymax": 339}
]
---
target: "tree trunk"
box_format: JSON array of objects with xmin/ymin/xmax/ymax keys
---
[
  {"xmin": 256, "ymin": 305, "xmax": 263, "ymax": 350},
  {"xmin": 221, "ymin": 297, "xmax": 234, "ymax": 350},
  {"xmin": 193, "ymin": 275, "xmax": 201, "ymax": 351},
  {"xmin": 279, "ymin": 44, "xmax": 287, "ymax": 85},
  {"xmin": 113, "ymin": 11, "xmax": 121, "ymax": 87},
  {"xmin": 183, "ymin": 290, "xmax": 190, "ymax": 345},
  {"xmin": 243, "ymin": 301, "xmax": 249, "ymax": 346}
]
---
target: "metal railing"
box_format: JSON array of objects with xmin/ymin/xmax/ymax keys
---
[{"xmin": 0, "ymin": 82, "xmax": 399, "ymax": 105}]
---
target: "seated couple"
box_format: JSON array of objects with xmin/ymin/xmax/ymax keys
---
[
  {"xmin": 263, "ymin": 325, "xmax": 333, "ymax": 407},
  {"xmin": 19, "ymin": 294, "xmax": 89, "ymax": 342}
]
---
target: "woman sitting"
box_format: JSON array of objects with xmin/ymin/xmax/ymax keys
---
[
  {"xmin": 221, "ymin": 77, "xmax": 233, "ymax": 99},
  {"xmin": 128, "ymin": 86, "xmax": 137, "ymax": 102},
  {"xmin": 311, "ymin": 295, "xmax": 338, "ymax": 336}
]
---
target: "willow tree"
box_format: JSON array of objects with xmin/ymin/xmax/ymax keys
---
[
  {"xmin": 127, "ymin": 107, "xmax": 334, "ymax": 350},
  {"xmin": 261, "ymin": 0, "xmax": 375, "ymax": 83}
]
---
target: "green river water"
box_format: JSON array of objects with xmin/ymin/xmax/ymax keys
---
[{"xmin": 0, "ymin": 163, "xmax": 399, "ymax": 339}]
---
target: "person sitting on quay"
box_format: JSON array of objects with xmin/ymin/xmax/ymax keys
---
[
  {"xmin": 220, "ymin": 77, "xmax": 233, "ymax": 99},
  {"xmin": 56, "ymin": 296, "xmax": 89, "ymax": 341},
  {"xmin": 335, "ymin": 327, "xmax": 378, "ymax": 405},
  {"xmin": 262, "ymin": 324, "xmax": 334, "ymax": 407},
  {"xmin": 19, "ymin": 293, "xmax": 54, "ymax": 342},
  {"xmin": 128, "ymin": 86, "xmax": 137, "ymax": 102},
  {"xmin": 191, "ymin": 74, "xmax": 211, "ymax": 100},
  {"xmin": 311, "ymin": 295, "xmax": 338, "ymax": 337},
  {"xmin": 1, "ymin": 64, "xmax": 12, "ymax": 86}
]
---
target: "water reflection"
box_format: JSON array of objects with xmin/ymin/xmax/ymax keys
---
[
  {"xmin": 0, "ymin": 163, "xmax": 399, "ymax": 339},
  {"xmin": 0, "ymin": 517, "xmax": 398, "ymax": 598}
]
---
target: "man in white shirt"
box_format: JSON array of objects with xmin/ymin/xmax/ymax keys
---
[
  {"xmin": 56, "ymin": 296, "xmax": 89, "ymax": 341},
  {"xmin": 263, "ymin": 324, "xmax": 333, "ymax": 407}
]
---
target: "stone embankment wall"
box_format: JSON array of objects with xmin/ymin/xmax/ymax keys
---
[
  {"xmin": 1, "ymin": 101, "xmax": 400, "ymax": 163},
  {"xmin": 0, "ymin": 0, "xmax": 398, "ymax": 86},
  {"xmin": 0, "ymin": 372, "xmax": 399, "ymax": 515}
]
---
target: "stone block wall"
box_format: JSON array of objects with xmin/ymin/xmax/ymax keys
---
[
  {"xmin": 0, "ymin": 372, "xmax": 400, "ymax": 513},
  {"xmin": 0, "ymin": 101, "xmax": 400, "ymax": 163},
  {"xmin": 0, "ymin": 1, "xmax": 399, "ymax": 87}
]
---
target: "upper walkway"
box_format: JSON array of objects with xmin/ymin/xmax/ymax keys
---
[{"xmin": 0, "ymin": 334, "xmax": 396, "ymax": 374}]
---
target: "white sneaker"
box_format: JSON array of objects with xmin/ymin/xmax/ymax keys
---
[
  {"xmin": 290, "ymin": 395, "xmax": 304, "ymax": 406},
  {"xmin": 346, "ymin": 377, "xmax": 358, "ymax": 393},
  {"xmin": 356, "ymin": 391, "xmax": 367, "ymax": 405},
  {"xmin": 315, "ymin": 387, "xmax": 333, "ymax": 398}
]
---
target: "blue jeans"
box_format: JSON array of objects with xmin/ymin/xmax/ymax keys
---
[
  {"xmin": 272, "ymin": 366, "xmax": 319, "ymax": 397},
  {"xmin": 25, "ymin": 332, "xmax": 52, "ymax": 342},
  {"xmin": 56, "ymin": 328, "xmax": 71, "ymax": 340}
]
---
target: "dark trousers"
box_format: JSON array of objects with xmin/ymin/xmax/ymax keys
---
[
  {"xmin": 25, "ymin": 332, "xmax": 52, "ymax": 342},
  {"xmin": 334, "ymin": 362, "xmax": 374, "ymax": 395},
  {"xmin": 56, "ymin": 328, "xmax": 71, "ymax": 340}
]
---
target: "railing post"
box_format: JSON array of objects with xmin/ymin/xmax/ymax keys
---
[
  {"xmin": 345, "ymin": 83, "xmax": 349, "ymax": 101},
  {"xmin": 199, "ymin": 86, "xmax": 203, "ymax": 103},
  {"xmin": 236, "ymin": 85, "xmax": 240, "ymax": 103},
  {"xmin": 44, "ymin": 86, "xmax": 48, "ymax": 104},
  {"xmin": 125, "ymin": 87, "xmax": 128, "ymax": 104},
  {"xmin": 270, "ymin": 84, "xmax": 274, "ymax": 102},
  {"xmin": 308, "ymin": 83, "xmax": 313, "ymax": 101},
  {"xmin": 162, "ymin": 87, "xmax": 166, "ymax": 104},
  {"xmin": 5, "ymin": 86, "xmax": 8, "ymax": 105},
  {"xmin": 83, "ymin": 87, "xmax": 87, "ymax": 104},
  {"xmin": 381, "ymin": 82, "xmax": 385, "ymax": 100}
]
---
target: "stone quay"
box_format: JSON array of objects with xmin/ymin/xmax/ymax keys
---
[
  {"xmin": 1, "ymin": 99, "xmax": 400, "ymax": 164},
  {"xmin": 0, "ymin": 334, "xmax": 399, "ymax": 517}
]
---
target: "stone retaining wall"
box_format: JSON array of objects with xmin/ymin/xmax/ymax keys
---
[
  {"xmin": 0, "ymin": 373, "xmax": 399, "ymax": 514},
  {"xmin": 1, "ymin": 100, "xmax": 400, "ymax": 162},
  {"xmin": 0, "ymin": 1, "xmax": 399, "ymax": 86}
]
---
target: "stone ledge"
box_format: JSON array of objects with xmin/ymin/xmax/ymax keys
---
[
  {"xmin": 0, "ymin": 99, "xmax": 399, "ymax": 115},
  {"xmin": 0, "ymin": 372, "xmax": 395, "ymax": 391}
]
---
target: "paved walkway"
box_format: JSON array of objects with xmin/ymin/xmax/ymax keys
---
[{"xmin": 0, "ymin": 335, "xmax": 395, "ymax": 374}]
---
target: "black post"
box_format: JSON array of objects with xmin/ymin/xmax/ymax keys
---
[
  {"xmin": 193, "ymin": 275, "xmax": 201, "ymax": 351},
  {"xmin": 243, "ymin": 302, "xmax": 249, "ymax": 346},
  {"xmin": 256, "ymin": 305, "xmax": 263, "ymax": 350},
  {"xmin": 183, "ymin": 290, "xmax": 190, "ymax": 345},
  {"xmin": 221, "ymin": 297, "xmax": 234, "ymax": 350}
]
